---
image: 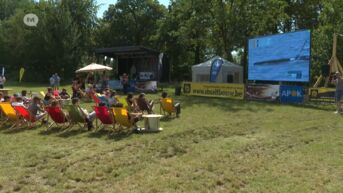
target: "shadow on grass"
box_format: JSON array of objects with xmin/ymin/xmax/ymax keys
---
[
  {"xmin": 177, "ymin": 95, "xmax": 276, "ymax": 113},
  {"xmin": 1, "ymin": 125, "xmax": 40, "ymax": 134},
  {"xmin": 56, "ymin": 128, "xmax": 88, "ymax": 138},
  {"xmin": 87, "ymin": 129, "xmax": 135, "ymax": 141},
  {"xmin": 39, "ymin": 126, "xmax": 66, "ymax": 135}
]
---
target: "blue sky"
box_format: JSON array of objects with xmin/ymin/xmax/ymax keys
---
[{"xmin": 96, "ymin": 0, "xmax": 170, "ymax": 18}]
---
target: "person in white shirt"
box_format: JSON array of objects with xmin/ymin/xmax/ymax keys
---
[{"xmin": 0, "ymin": 76, "xmax": 6, "ymax": 89}]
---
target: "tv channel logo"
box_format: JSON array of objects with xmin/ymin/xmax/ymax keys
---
[{"xmin": 23, "ymin": 13, "xmax": 39, "ymax": 27}]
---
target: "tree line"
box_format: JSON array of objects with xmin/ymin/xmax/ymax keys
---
[{"xmin": 0, "ymin": 0, "xmax": 342, "ymax": 82}]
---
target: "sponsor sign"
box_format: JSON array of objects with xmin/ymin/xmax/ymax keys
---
[
  {"xmin": 246, "ymin": 84, "xmax": 280, "ymax": 102},
  {"xmin": 309, "ymin": 87, "xmax": 336, "ymax": 102},
  {"xmin": 182, "ymin": 82, "xmax": 244, "ymax": 99},
  {"xmin": 280, "ymin": 85, "xmax": 304, "ymax": 103},
  {"xmin": 135, "ymin": 81, "xmax": 157, "ymax": 93}
]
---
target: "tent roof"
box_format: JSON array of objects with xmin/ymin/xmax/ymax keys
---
[
  {"xmin": 76, "ymin": 63, "xmax": 113, "ymax": 73},
  {"xmin": 192, "ymin": 56, "xmax": 242, "ymax": 69}
]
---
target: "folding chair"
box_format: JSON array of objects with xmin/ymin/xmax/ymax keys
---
[
  {"xmin": 116, "ymin": 97, "xmax": 129, "ymax": 108},
  {"xmin": 91, "ymin": 93, "xmax": 100, "ymax": 106},
  {"xmin": 93, "ymin": 106, "xmax": 116, "ymax": 131},
  {"xmin": 160, "ymin": 98, "xmax": 177, "ymax": 117},
  {"xmin": 13, "ymin": 105, "xmax": 45, "ymax": 128},
  {"xmin": 64, "ymin": 105, "xmax": 88, "ymax": 130},
  {"xmin": 0, "ymin": 103, "xmax": 20, "ymax": 129},
  {"xmin": 112, "ymin": 107, "xmax": 134, "ymax": 130},
  {"xmin": 45, "ymin": 106, "xmax": 70, "ymax": 130}
]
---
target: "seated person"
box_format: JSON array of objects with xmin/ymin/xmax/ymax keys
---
[
  {"xmin": 113, "ymin": 103, "xmax": 141, "ymax": 127},
  {"xmin": 108, "ymin": 90, "xmax": 118, "ymax": 107},
  {"xmin": 0, "ymin": 92, "xmax": 4, "ymax": 102},
  {"xmin": 11, "ymin": 96, "xmax": 25, "ymax": 107},
  {"xmin": 21, "ymin": 90, "xmax": 31, "ymax": 104},
  {"xmin": 161, "ymin": 92, "xmax": 181, "ymax": 117},
  {"xmin": 10, "ymin": 93, "xmax": 18, "ymax": 103},
  {"xmin": 136, "ymin": 93, "xmax": 154, "ymax": 114},
  {"xmin": 85, "ymin": 84, "xmax": 95, "ymax": 99},
  {"xmin": 28, "ymin": 96, "xmax": 47, "ymax": 119},
  {"xmin": 43, "ymin": 93, "xmax": 54, "ymax": 106},
  {"xmin": 71, "ymin": 98, "xmax": 95, "ymax": 130},
  {"xmin": 59, "ymin": 88, "xmax": 70, "ymax": 99},
  {"xmin": 126, "ymin": 93, "xmax": 139, "ymax": 112},
  {"xmin": 3, "ymin": 95, "xmax": 10, "ymax": 102}
]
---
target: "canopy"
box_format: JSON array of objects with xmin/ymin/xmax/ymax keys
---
[
  {"xmin": 75, "ymin": 63, "xmax": 112, "ymax": 73},
  {"xmin": 192, "ymin": 56, "xmax": 243, "ymax": 83}
]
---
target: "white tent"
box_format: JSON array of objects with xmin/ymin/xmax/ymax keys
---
[
  {"xmin": 192, "ymin": 56, "xmax": 243, "ymax": 83},
  {"xmin": 75, "ymin": 63, "xmax": 112, "ymax": 73}
]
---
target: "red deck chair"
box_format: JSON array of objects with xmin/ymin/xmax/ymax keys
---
[
  {"xmin": 45, "ymin": 106, "xmax": 70, "ymax": 130},
  {"xmin": 94, "ymin": 106, "xmax": 115, "ymax": 131},
  {"xmin": 92, "ymin": 93, "xmax": 100, "ymax": 106},
  {"xmin": 13, "ymin": 106, "xmax": 45, "ymax": 127}
]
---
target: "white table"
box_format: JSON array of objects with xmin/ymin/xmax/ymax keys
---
[
  {"xmin": 0, "ymin": 89, "xmax": 12, "ymax": 96},
  {"xmin": 142, "ymin": 114, "xmax": 163, "ymax": 132}
]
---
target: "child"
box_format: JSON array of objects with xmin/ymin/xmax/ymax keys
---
[{"xmin": 28, "ymin": 96, "xmax": 46, "ymax": 120}]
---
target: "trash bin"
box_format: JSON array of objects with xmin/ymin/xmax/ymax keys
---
[{"xmin": 175, "ymin": 86, "xmax": 181, "ymax": 96}]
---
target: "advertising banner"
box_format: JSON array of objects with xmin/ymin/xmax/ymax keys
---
[
  {"xmin": 135, "ymin": 81, "xmax": 158, "ymax": 93},
  {"xmin": 182, "ymin": 82, "xmax": 244, "ymax": 99},
  {"xmin": 209, "ymin": 58, "xmax": 224, "ymax": 82},
  {"xmin": 246, "ymin": 84, "xmax": 280, "ymax": 102},
  {"xmin": 309, "ymin": 87, "xmax": 336, "ymax": 102},
  {"xmin": 280, "ymin": 85, "xmax": 304, "ymax": 104}
]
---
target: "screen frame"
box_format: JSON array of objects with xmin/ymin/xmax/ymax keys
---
[{"xmin": 247, "ymin": 29, "xmax": 312, "ymax": 83}]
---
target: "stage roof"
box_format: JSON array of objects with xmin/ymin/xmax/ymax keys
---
[{"xmin": 94, "ymin": 46, "xmax": 159, "ymax": 58}]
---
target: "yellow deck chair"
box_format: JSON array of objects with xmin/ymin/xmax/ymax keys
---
[
  {"xmin": 116, "ymin": 97, "xmax": 129, "ymax": 108},
  {"xmin": 0, "ymin": 102, "xmax": 20, "ymax": 129},
  {"xmin": 112, "ymin": 107, "xmax": 132, "ymax": 129},
  {"xmin": 160, "ymin": 98, "xmax": 176, "ymax": 117}
]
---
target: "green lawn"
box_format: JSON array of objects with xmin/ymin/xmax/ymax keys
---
[{"xmin": 0, "ymin": 82, "xmax": 343, "ymax": 193}]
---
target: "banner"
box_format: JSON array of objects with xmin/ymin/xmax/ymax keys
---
[
  {"xmin": 182, "ymin": 82, "xmax": 244, "ymax": 99},
  {"xmin": 246, "ymin": 84, "xmax": 280, "ymax": 102},
  {"xmin": 209, "ymin": 58, "xmax": 224, "ymax": 82},
  {"xmin": 135, "ymin": 81, "xmax": 157, "ymax": 93},
  {"xmin": 309, "ymin": 87, "xmax": 336, "ymax": 102},
  {"xmin": 280, "ymin": 85, "xmax": 304, "ymax": 104}
]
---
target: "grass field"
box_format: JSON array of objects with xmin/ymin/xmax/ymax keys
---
[{"xmin": 0, "ymin": 82, "xmax": 343, "ymax": 193}]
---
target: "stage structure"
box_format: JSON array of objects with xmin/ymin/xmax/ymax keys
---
[{"xmin": 314, "ymin": 33, "xmax": 343, "ymax": 88}]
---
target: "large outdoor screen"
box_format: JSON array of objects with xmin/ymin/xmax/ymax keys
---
[{"xmin": 248, "ymin": 30, "xmax": 311, "ymax": 82}]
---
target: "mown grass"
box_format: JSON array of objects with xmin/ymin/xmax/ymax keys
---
[{"xmin": 0, "ymin": 82, "xmax": 342, "ymax": 192}]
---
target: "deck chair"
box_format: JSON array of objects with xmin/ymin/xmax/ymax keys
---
[
  {"xmin": 91, "ymin": 93, "xmax": 100, "ymax": 106},
  {"xmin": 64, "ymin": 105, "xmax": 88, "ymax": 130},
  {"xmin": 97, "ymin": 95, "xmax": 110, "ymax": 106},
  {"xmin": 94, "ymin": 106, "xmax": 115, "ymax": 131},
  {"xmin": 117, "ymin": 97, "xmax": 129, "ymax": 108},
  {"xmin": 13, "ymin": 105, "xmax": 45, "ymax": 128},
  {"xmin": 160, "ymin": 98, "xmax": 177, "ymax": 117},
  {"xmin": 112, "ymin": 107, "xmax": 133, "ymax": 129},
  {"xmin": 0, "ymin": 103, "xmax": 20, "ymax": 129},
  {"xmin": 45, "ymin": 106, "xmax": 70, "ymax": 130}
]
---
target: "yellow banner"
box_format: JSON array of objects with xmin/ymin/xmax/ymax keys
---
[
  {"xmin": 182, "ymin": 82, "xmax": 244, "ymax": 100},
  {"xmin": 309, "ymin": 87, "xmax": 336, "ymax": 102}
]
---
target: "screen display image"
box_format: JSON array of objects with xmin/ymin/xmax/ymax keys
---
[{"xmin": 248, "ymin": 30, "xmax": 311, "ymax": 82}]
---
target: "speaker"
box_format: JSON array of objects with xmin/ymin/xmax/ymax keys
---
[{"xmin": 321, "ymin": 65, "xmax": 330, "ymax": 77}]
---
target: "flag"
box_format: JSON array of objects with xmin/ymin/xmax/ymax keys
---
[
  {"xmin": 19, "ymin": 68, "xmax": 25, "ymax": 82},
  {"xmin": 209, "ymin": 58, "xmax": 224, "ymax": 82}
]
